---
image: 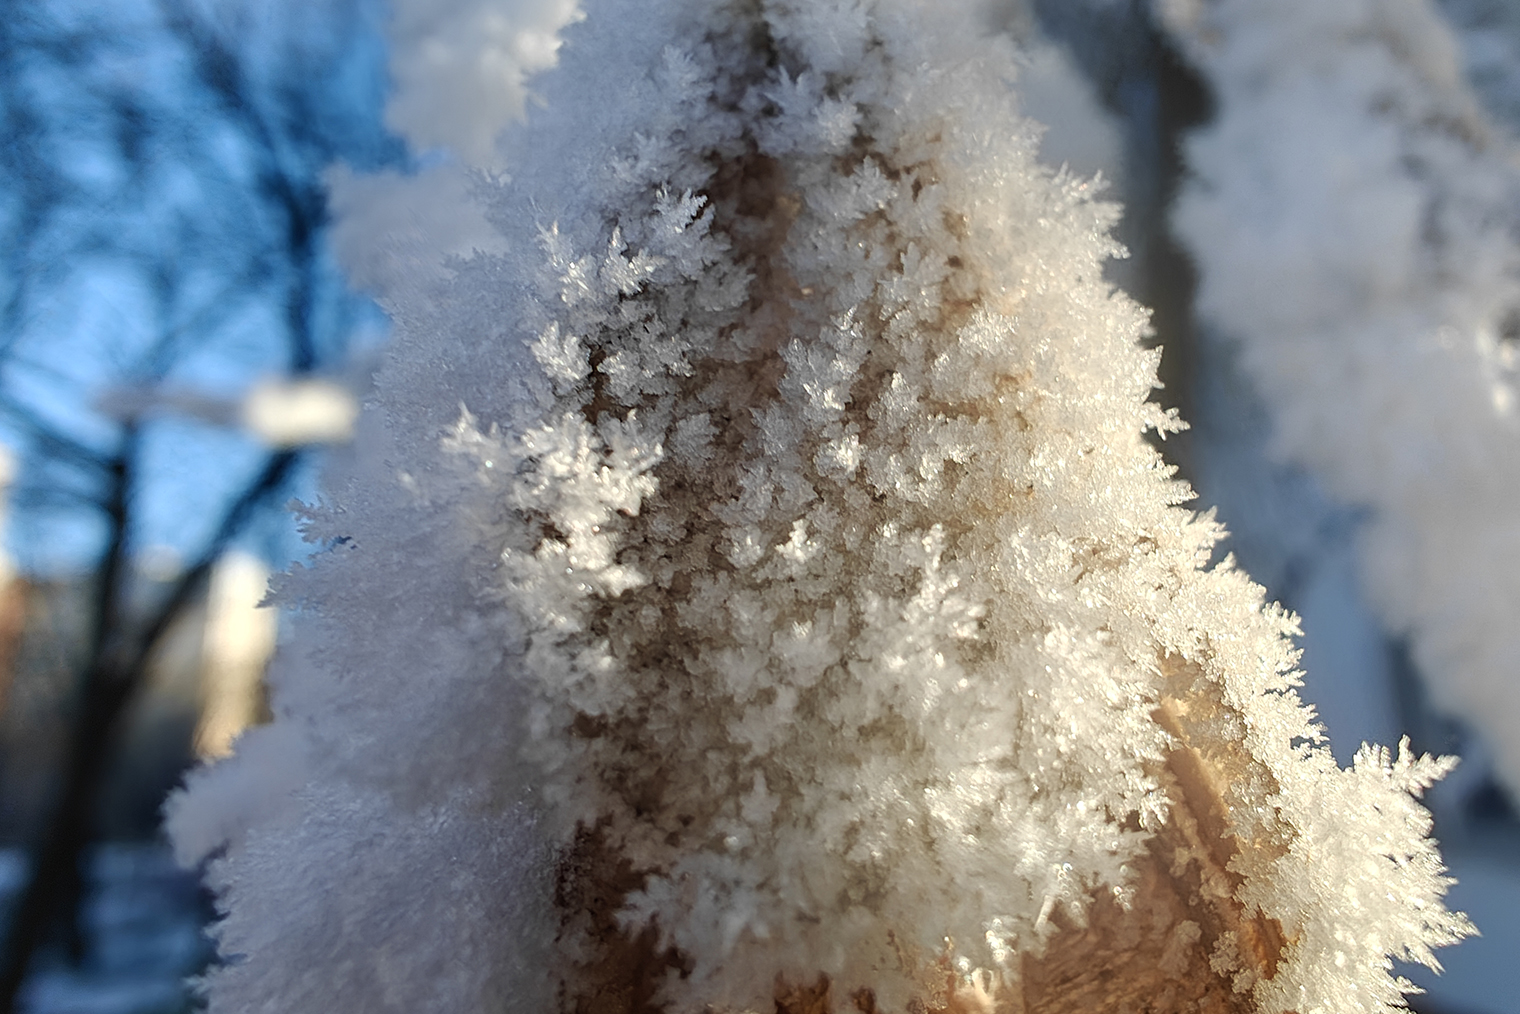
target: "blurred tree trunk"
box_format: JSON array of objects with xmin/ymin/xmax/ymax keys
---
[{"xmin": 0, "ymin": 445, "xmax": 296, "ymax": 1013}]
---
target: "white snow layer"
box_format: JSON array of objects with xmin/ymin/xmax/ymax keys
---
[
  {"xmin": 1165, "ymin": 0, "xmax": 1520, "ymax": 797},
  {"xmin": 169, "ymin": 1, "xmax": 1471, "ymax": 1012}
]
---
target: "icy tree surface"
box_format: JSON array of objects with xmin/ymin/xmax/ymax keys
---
[
  {"xmin": 169, "ymin": 2, "xmax": 1470, "ymax": 1012},
  {"xmin": 1165, "ymin": 0, "xmax": 1520, "ymax": 795}
]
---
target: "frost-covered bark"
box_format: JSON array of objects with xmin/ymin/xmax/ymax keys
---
[
  {"xmin": 169, "ymin": 2, "xmax": 1470, "ymax": 1012},
  {"xmin": 1164, "ymin": 0, "xmax": 1520, "ymax": 796}
]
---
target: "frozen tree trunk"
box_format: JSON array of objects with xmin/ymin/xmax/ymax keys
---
[{"xmin": 168, "ymin": 3, "xmax": 1469, "ymax": 1013}]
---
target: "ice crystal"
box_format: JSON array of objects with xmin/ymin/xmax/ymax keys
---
[{"xmin": 169, "ymin": 2, "xmax": 1471, "ymax": 1012}]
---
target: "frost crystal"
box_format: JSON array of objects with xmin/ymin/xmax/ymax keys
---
[
  {"xmin": 1165, "ymin": 0, "xmax": 1520, "ymax": 797},
  {"xmin": 169, "ymin": 2, "xmax": 1470, "ymax": 1012}
]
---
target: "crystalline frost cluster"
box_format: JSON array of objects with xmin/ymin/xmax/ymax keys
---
[{"xmin": 170, "ymin": 2, "xmax": 1471, "ymax": 1012}]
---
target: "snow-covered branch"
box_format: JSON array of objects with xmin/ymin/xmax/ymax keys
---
[{"xmin": 170, "ymin": 2, "xmax": 1470, "ymax": 1012}]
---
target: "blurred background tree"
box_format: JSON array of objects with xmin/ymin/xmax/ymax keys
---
[{"xmin": 0, "ymin": 0, "xmax": 396, "ymax": 1008}]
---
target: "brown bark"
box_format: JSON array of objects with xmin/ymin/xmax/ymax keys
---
[
  {"xmin": 556, "ymin": 825, "xmax": 691, "ymax": 1014},
  {"xmin": 1010, "ymin": 656, "xmax": 1291, "ymax": 1014}
]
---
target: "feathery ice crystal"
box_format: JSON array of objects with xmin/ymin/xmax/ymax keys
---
[{"xmin": 170, "ymin": 2, "xmax": 1471, "ymax": 1012}]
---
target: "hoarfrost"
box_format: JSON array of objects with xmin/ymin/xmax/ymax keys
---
[{"xmin": 170, "ymin": 1, "xmax": 1471, "ymax": 1011}]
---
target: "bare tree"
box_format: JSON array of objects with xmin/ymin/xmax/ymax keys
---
[{"xmin": 0, "ymin": 0, "xmax": 396, "ymax": 1006}]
